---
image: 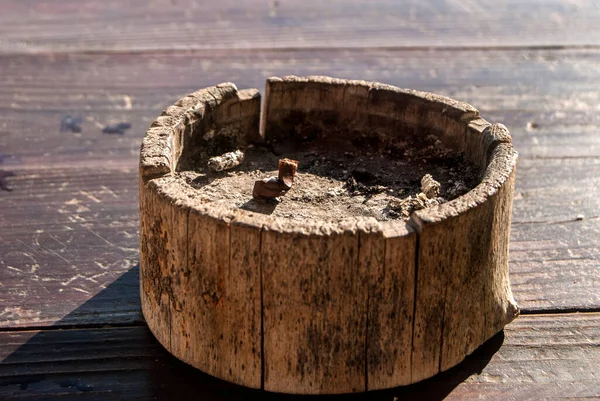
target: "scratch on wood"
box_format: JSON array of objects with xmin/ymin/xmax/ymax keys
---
[
  {"xmin": 84, "ymin": 227, "xmax": 138, "ymax": 254},
  {"xmin": 100, "ymin": 185, "xmax": 119, "ymax": 198},
  {"xmin": 50, "ymin": 234, "xmax": 68, "ymax": 248},
  {"xmin": 61, "ymin": 274, "xmax": 84, "ymax": 286},
  {"xmin": 79, "ymin": 190, "xmax": 102, "ymax": 203}
]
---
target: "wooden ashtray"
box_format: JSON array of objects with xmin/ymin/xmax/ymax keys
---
[{"xmin": 139, "ymin": 76, "xmax": 519, "ymax": 394}]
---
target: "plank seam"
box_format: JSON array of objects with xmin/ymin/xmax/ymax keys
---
[
  {"xmin": 438, "ymin": 280, "xmax": 448, "ymax": 373},
  {"xmin": 408, "ymin": 219, "xmax": 421, "ymax": 383},
  {"xmin": 3, "ymin": 44, "xmax": 600, "ymax": 57},
  {"xmin": 0, "ymin": 321, "xmax": 148, "ymax": 333},
  {"xmin": 361, "ymin": 230, "xmax": 369, "ymax": 392},
  {"xmin": 259, "ymin": 226, "xmax": 265, "ymax": 391},
  {"xmin": 4, "ymin": 307, "xmax": 598, "ymax": 334}
]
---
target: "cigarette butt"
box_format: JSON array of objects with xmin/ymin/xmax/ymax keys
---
[
  {"xmin": 208, "ymin": 150, "xmax": 245, "ymax": 172},
  {"xmin": 252, "ymin": 158, "xmax": 299, "ymax": 200},
  {"xmin": 253, "ymin": 177, "xmax": 288, "ymax": 199},
  {"xmin": 278, "ymin": 158, "xmax": 298, "ymax": 188}
]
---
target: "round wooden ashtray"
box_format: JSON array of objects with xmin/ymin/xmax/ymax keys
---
[{"xmin": 139, "ymin": 76, "xmax": 519, "ymax": 394}]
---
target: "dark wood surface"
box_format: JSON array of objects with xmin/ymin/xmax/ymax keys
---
[
  {"xmin": 1, "ymin": 314, "xmax": 599, "ymax": 400},
  {"xmin": 1, "ymin": 1, "xmax": 599, "ymax": 399}
]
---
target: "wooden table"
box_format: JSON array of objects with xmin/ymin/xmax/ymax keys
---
[{"xmin": 1, "ymin": 1, "xmax": 599, "ymax": 399}]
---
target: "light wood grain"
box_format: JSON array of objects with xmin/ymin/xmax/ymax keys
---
[
  {"xmin": 141, "ymin": 175, "xmax": 264, "ymax": 389},
  {"xmin": 138, "ymin": 78, "xmax": 520, "ymax": 392},
  {"xmin": 1, "ymin": 0, "xmax": 600, "ymax": 54},
  {"xmin": 227, "ymin": 212, "xmax": 264, "ymax": 387},
  {"xmin": 366, "ymin": 221, "xmax": 416, "ymax": 390},
  {"xmin": 139, "ymin": 180, "xmax": 173, "ymax": 351},
  {"xmin": 410, "ymin": 139, "xmax": 518, "ymax": 380},
  {"xmin": 138, "ymin": 83, "xmax": 264, "ymax": 388},
  {"xmin": 261, "ymin": 219, "xmax": 367, "ymax": 394}
]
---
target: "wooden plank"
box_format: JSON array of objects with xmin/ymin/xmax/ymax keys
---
[
  {"xmin": 0, "ymin": 157, "xmax": 598, "ymax": 329},
  {"xmin": 0, "ymin": 167, "xmax": 141, "ymax": 329},
  {"xmin": 392, "ymin": 313, "xmax": 600, "ymax": 400},
  {"xmin": 261, "ymin": 219, "xmax": 367, "ymax": 394},
  {"xmin": 1, "ymin": 0, "xmax": 600, "ymax": 54},
  {"xmin": 410, "ymin": 143, "xmax": 519, "ymax": 381},
  {"xmin": 163, "ymin": 201, "xmax": 262, "ymax": 389},
  {"xmin": 509, "ymin": 157, "xmax": 600, "ymax": 312},
  {"xmin": 513, "ymin": 157, "xmax": 600, "ymax": 224},
  {"xmin": 138, "ymin": 182, "xmax": 173, "ymax": 354},
  {"xmin": 366, "ymin": 222, "xmax": 416, "ymax": 389},
  {"xmin": 510, "ymin": 220, "xmax": 600, "ymax": 312},
  {"xmin": 1, "ymin": 49, "xmax": 598, "ymax": 327},
  {"xmin": 135, "ymin": 81, "xmax": 264, "ymax": 388},
  {"xmin": 2, "ymin": 49, "xmax": 600, "ymax": 168},
  {"xmin": 0, "ymin": 313, "xmax": 599, "ymax": 399},
  {"xmin": 225, "ymin": 213, "xmax": 263, "ymax": 387}
]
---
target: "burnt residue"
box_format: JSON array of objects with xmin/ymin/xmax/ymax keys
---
[
  {"xmin": 178, "ymin": 127, "xmax": 244, "ymax": 171},
  {"xmin": 102, "ymin": 122, "xmax": 131, "ymax": 135},
  {"xmin": 351, "ymin": 132, "xmax": 383, "ymax": 149},
  {"xmin": 265, "ymin": 110, "xmax": 306, "ymax": 144},
  {"xmin": 345, "ymin": 169, "xmax": 386, "ymax": 198},
  {"xmin": 0, "ymin": 170, "xmax": 15, "ymax": 191},
  {"xmin": 178, "ymin": 129, "xmax": 482, "ymax": 223},
  {"xmin": 293, "ymin": 122, "xmax": 323, "ymax": 143},
  {"xmin": 60, "ymin": 115, "xmax": 83, "ymax": 133},
  {"xmin": 349, "ymin": 168, "xmax": 376, "ymax": 184}
]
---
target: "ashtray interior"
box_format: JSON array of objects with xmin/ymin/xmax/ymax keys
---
[
  {"xmin": 143, "ymin": 76, "xmax": 495, "ymax": 225},
  {"xmin": 177, "ymin": 131, "xmax": 481, "ymax": 221}
]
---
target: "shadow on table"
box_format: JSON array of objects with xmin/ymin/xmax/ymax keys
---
[{"xmin": 0, "ymin": 264, "xmax": 503, "ymax": 400}]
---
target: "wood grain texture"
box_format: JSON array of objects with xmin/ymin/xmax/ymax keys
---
[
  {"xmin": 261, "ymin": 219, "xmax": 367, "ymax": 394},
  {"xmin": 139, "ymin": 176, "xmax": 263, "ymax": 389},
  {"xmin": 139, "ymin": 180, "xmax": 173, "ymax": 352},
  {"xmin": 0, "ymin": 167, "xmax": 141, "ymax": 329},
  {"xmin": 3, "ymin": 48, "xmax": 600, "ymax": 170},
  {"xmin": 1, "ymin": 0, "xmax": 600, "ymax": 54},
  {"xmin": 137, "ymin": 81, "xmax": 264, "ymax": 388},
  {"xmin": 137, "ymin": 78, "xmax": 521, "ymax": 392},
  {"xmin": 0, "ymin": 0, "xmax": 597, "ymax": 397},
  {"xmin": 227, "ymin": 212, "xmax": 264, "ymax": 386},
  {"xmin": 1, "ymin": 313, "xmax": 599, "ymax": 400},
  {"xmin": 0, "ymin": 158, "xmax": 597, "ymax": 330},
  {"xmin": 410, "ymin": 142, "xmax": 519, "ymax": 381},
  {"xmin": 0, "ymin": 119, "xmax": 596, "ymax": 328},
  {"xmin": 366, "ymin": 222, "xmax": 416, "ymax": 390},
  {"xmin": 262, "ymin": 76, "xmax": 480, "ymax": 155}
]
